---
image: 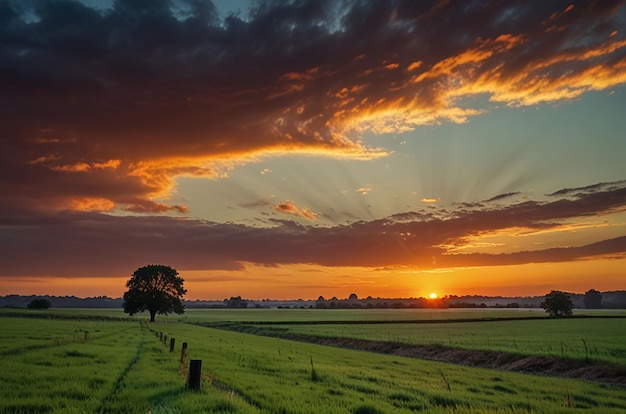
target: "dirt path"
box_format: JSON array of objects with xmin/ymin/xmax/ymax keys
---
[{"xmin": 307, "ymin": 336, "xmax": 625, "ymax": 386}]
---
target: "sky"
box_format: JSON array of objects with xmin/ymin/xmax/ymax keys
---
[{"xmin": 1, "ymin": 0, "xmax": 626, "ymax": 300}]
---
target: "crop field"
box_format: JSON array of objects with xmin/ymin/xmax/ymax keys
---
[
  {"xmin": 180, "ymin": 308, "xmax": 552, "ymax": 323},
  {"xmin": 244, "ymin": 317, "xmax": 626, "ymax": 364},
  {"xmin": 1, "ymin": 309, "xmax": 625, "ymax": 413}
]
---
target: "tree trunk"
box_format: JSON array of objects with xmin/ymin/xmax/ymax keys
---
[{"xmin": 149, "ymin": 310, "xmax": 156, "ymax": 322}]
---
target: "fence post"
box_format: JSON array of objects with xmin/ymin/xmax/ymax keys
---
[
  {"xmin": 187, "ymin": 359, "xmax": 202, "ymax": 390},
  {"xmin": 160, "ymin": 332, "xmax": 163, "ymax": 341},
  {"xmin": 170, "ymin": 338, "xmax": 175, "ymax": 352},
  {"xmin": 164, "ymin": 334, "xmax": 168, "ymax": 344},
  {"xmin": 180, "ymin": 342, "xmax": 188, "ymax": 364},
  {"xmin": 84, "ymin": 331, "xmax": 88, "ymax": 342}
]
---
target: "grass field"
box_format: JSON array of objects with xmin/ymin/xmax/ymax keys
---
[
  {"xmin": 242, "ymin": 317, "xmax": 626, "ymax": 365},
  {"xmin": 1, "ymin": 308, "xmax": 625, "ymax": 413}
]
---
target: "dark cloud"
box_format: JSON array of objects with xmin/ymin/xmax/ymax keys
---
[
  {"xmin": 546, "ymin": 180, "xmax": 626, "ymax": 197},
  {"xmin": 440, "ymin": 236, "xmax": 626, "ymax": 268},
  {"xmin": 2, "ymin": 182, "xmax": 625, "ymax": 277},
  {"xmin": 484, "ymin": 192, "xmax": 521, "ymax": 203},
  {"xmin": 1, "ymin": 0, "xmax": 626, "ymax": 214}
]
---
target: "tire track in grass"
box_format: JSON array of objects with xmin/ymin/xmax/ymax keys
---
[
  {"xmin": 95, "ymin": 332, "xmax": 145, "ymax": 413},
  {"xmin": 0, "ymin": 324, "xmax": 138, "ymax": 357},
  {"xmin": 208, "ymin": 375, "xmax": 264, "ymax": 411}
]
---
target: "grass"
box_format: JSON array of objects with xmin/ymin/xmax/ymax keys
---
[
  {"xmin": 157, "ymin": 321, "xmax": 626, "ymax": 413},
  {"xmin": 0, "ymin": 318, "xmax": 258, "ymax": 413},
  {"xmin": 1, "ymin": 309, "xmax": 625, "ymax": 413},
  {"xmin": 251, "ymin": 317, "xmax": 626, "ymax": 364},
  {"xmin": 178, "ymin": 307, "xmax": 553, "ymax": 323}
]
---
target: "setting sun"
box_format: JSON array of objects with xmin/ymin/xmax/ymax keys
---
[{"xmin": 429, "ymin": 293, "xmax": 438, "ymax": 299}]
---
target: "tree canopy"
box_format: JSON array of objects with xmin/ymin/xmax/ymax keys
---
[
  {"xmin": 27, "ymin": 298, "xmax": 51, "ymax": 309},
  {"xmin": 541, "ymin": 290, "xmax": 574, "ymax": 318},
  {"xmin": 584, "ymin": 289, "xmax": 603, "ymax": 309},
  {"xmin": 123, "ymin": 264, "xmax": 186, "ymax": 322},
  {"xmin": 224, "ymin": 296, "xmax": 247, "ymax": 308}
]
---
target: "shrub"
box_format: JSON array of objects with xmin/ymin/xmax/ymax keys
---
[{"xmin": 27, "ymin": 299, "xmax": 52, "ymax": 309}]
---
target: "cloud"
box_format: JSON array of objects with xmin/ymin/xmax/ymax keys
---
[
  {"xmin": 546, "ymin": 180, "xmax": 626, "ymax": 197},
  {"xmin": 484, "ymin": 192, "xmax": 521, "ymax": 203},
  {"xmin": 274, "ymin": 200, "xmax": 317, "ymax": 220},
  {"xmin": 239, "ymin": 198, "xmax": 273, "ymax": 209},
  {"xmin": 2, "ymin": 0, "xmax": 626, "ymax": 214},
  {"xmin": 2, "ymin": 182, "xmax": 625, "ymax": 277}
]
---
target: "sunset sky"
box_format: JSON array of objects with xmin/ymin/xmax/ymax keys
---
[{"xmin": 2, "ymin": 0, "xmax": 626, "ymax": 300}]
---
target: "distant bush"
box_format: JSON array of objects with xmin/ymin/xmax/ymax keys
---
[{"xmin": 27, "ymin": 299, "xmax": 51, "ymax": 309}]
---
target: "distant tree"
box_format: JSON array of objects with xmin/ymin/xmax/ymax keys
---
[
  {"xmin": 541, "ymin": 290, "xmax": 574, "ymax": 318},
  {"xmin": 27, "ymin": 299, "xmax": 51, "ymax": 309},
  {"xmin": 583, "ymin": 289, "xmax": 603, "ymax": 309},
  {"xmin": 348, "ymin": 293, "xmax": 359, "ymax": 301},
  {"xmin": 315, "ymin": 296, "xmax": 326, "ymax": 309},
  {"xmin": 123, "ymin": 264, "xmax": 186, "ymax": 322},
  {"xmin": 224, "ymin": 296, "xmax": 247, "ymax": 308}
]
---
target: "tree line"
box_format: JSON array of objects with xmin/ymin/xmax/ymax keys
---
[{"xmin": 117, "ymin": 264, "xmax": 614, "ymax": 322}]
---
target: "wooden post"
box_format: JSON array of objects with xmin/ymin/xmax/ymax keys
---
[
  {"xmin": 159, "ymin": 332, "xmax": 163, "ymax": 341},
  {"xmin": 170, "ymin": 338, "xmax": 175, "ymax": 352},
  {"xmin": 187, "ymin": 359, "xmax": 202, "ymax": 390},
  {"xmin": 180, "ymin": 342, "xmax": 188, "ymax": 364},
  {"xmin": 164, "ymin": 334, "xmax": 167, "ymax": 344},
  {"xmin": 84, "ymin": 331, "xmax": 88, "ymax": 342}
]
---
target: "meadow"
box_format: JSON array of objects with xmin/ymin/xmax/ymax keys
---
[
  {"xmin": 1, "ymin": 308, "xmax": 625, "ymax": 413},
  {"xmin": 242, "ymin": 316, "xmax": 626, "ymax": 365}
]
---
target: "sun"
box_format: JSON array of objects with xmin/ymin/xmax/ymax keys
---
[{"xmin": 428, "ymin": 292, "xmax": 438, "ymax": 299}]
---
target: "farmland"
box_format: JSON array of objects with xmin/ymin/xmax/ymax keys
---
[
  {"xmin": 222, "ymin": 314, "xmax": 626, "ymax": 365},
  {"xmin": 1, "ymin": 308, "xmax": 625, "ymax": 413}
]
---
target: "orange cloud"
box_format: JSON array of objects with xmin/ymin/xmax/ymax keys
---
[
  {"xmin": 275, "ymin": 200, "xmax": 317, "ymax": 220},
  {"xmin": 3, "ymin": 1, "xmax": 626, "ymax": 218},
  {"xmin": 122, "ymin": 201, "xmax": 189, "ymax": 214},
  {"xmin": 51, "ymin": 159, "xmax": 121, "ymax": 173},
  {"xmin": 406, "ymin": 60, "xmax": 423, "ymax": 71},
  {"xmin": 68, "ymin": 198, "xmax": 116, "ymax": 212}
]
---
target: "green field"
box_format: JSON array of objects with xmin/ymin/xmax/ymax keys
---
[
  {"xmin": 1, "ymin": 309, "xmax": 625, "ymax": 413},
  {"xmin": 244, "ymin": 317, "xmax": 626, "ymax": 364}
]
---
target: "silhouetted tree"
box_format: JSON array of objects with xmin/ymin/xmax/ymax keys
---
[
  {"xmin": 315, "ymin": 296, "xmax": 326, "ymax": 309},
  {"xmin": 541, "ymin": 290, "xmax": 573, "ymax": 318},
  {"xmin": 27, "ymin": 298, "xmax": 51, "ymax": 309},
  {"xmin": 583, "ymin": 289, "xmax": 603, "ymax": 309},
  {"xmin": 123, "ymin": 264, "xmax": 186, "ymax": 322},
  {"xmin": 224, "ymin": 296, "xmax": 247, "ymax": 308}
]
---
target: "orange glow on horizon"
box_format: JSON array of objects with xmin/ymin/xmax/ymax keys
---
[{"xmin": 2, "ymin": 257, "xmax": 624, "ymax": 301}]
